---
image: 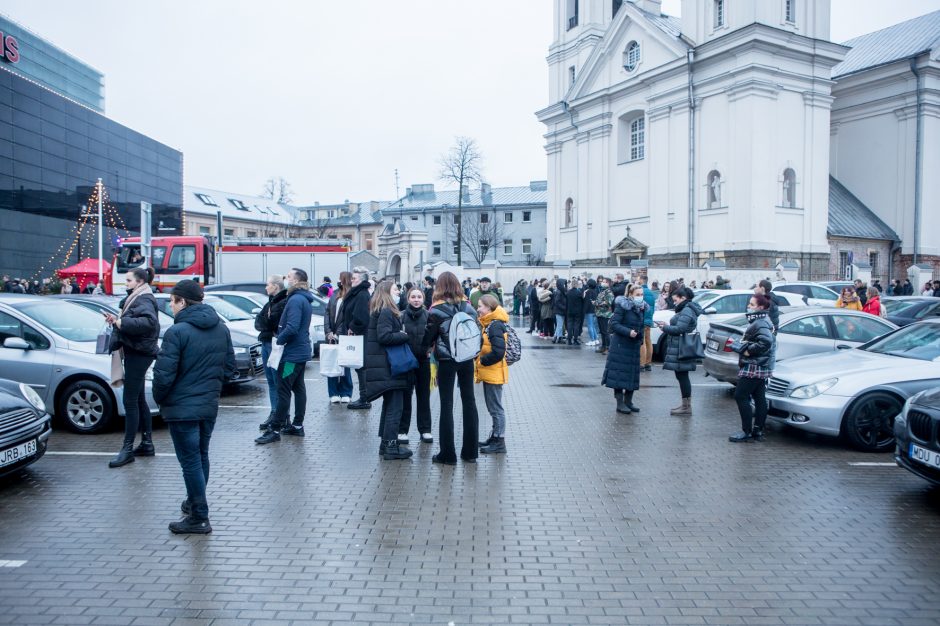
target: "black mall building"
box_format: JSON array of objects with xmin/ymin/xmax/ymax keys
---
[{"xmin": 0, "ymin": 14, "xmax": 182, "ymax": 278}]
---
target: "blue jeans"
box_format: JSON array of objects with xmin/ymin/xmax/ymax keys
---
[
  {"xmin": 585, "ymin": 313, "xmax": 598, "ymax": 342},
  {"xmin": 167, "ymin": 419, "xmax": 215, "ymax": 522},
  {"xmin": 554, "ymin": 314, "xmax": 565, "ymax": 339},
  {"xmin": 261, "ymin": 341, "xmax": 278, "ymax": 414},
  {"xmin": 327, "ymin": 368, "xmax": 353, "ymax": 397}
]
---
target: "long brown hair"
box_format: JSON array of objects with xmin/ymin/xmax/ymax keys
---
[
  {"xmin": 369, "ymin": 280, "xmax": 400, "ymax": 317},
  {"xmin": 337, "ymin": 271, "xmax": 352, "ymax": 298},
  {"xmin": 432, "ymin": 271, "xmax": 464, "ymax": 303}
]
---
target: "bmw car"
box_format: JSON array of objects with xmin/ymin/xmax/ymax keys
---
[{"xmin": 894, "ymin": 387, "xmax": 940, "ymax": 486}]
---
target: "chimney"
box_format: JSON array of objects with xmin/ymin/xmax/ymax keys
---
[
  {"xmin": 481, "ymin": 183, "xmax": 492, "ymax": 206},
  {"xmin": 461, "ymin": 185, "xmax": 470, "ymax": 202},
  {"xmin": 637, "ymin": 0, "xmax": 662, "ymax": 14}
]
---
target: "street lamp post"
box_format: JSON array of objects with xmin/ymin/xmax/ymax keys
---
[{"xmin": 96, "ymin": 178, "xmax": 103, "ymax": 287}]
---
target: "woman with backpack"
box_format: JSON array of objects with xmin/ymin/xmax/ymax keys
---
[
  {"xmin": 475, "ymin": 294, "xmax": 510, "ymax": 454},
  {"xmin": 422, "ymin": 271, "xmax": 480, "ymax": 465}
]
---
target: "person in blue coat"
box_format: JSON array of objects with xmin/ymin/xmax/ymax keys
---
[
  {"xmin": 152, "ymin": 280, "xmax": 236, "ymax": 534},
  {"xmin": 256, "ymin": 268, "xmax": 315, "ymax": 444},
  {"xmin": 602, "ymin": 285, "xmax": 648, "ymax": 414},
  {"xmin": 640, "ymin": 277, "xmax": 657, "ymax": 371}
]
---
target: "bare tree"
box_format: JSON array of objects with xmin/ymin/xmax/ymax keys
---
[
  {"xmin": 439, "ymin": 137, "xmax": 483, "ymax": 266},
  {"xmin": 262, "ymin": 176, "xmax": 295, "ymax": 204},
  {"xmin": 448, "ymin": 210, "xmax": 510, "ymax": 266}
]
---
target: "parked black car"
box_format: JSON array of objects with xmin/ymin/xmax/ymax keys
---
[
  {"xmin": 895, "ymin": 387, "xmax": 940, "ymax": 487},
  {"xmin": 883, "ymin": 297, "xmax": 940, "ymax": 328},
  {"xmin": 0, "ymin": 377, "xmax": 52, "ymax": 478}
]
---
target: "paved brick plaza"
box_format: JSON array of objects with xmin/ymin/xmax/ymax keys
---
[{"xmin": 1, "ymin": 324, "xmax": 940, "ymax": 625}]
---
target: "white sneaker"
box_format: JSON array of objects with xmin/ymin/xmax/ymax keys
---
[
  {"xmin": 340, "ymin": 396, "xmax": 351, "ymax": 403},
  {"xmin": 397, "ymin": 433, "xmax": 410, "ymax": 444},
  {"xmin": 330, "ymin": 396, "xmax": 341, "ymax": 404},
  {"xmin": 421, "ymin": 432, "xmax": 433, "ymax": 443}
]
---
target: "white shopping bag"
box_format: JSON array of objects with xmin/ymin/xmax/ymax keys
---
[
  {"xmin": 268, "ymin": 340, "xmax": 284, "ymax": 371},
  {"xmin": 319, "ymin": 343, "xmax": 343, "ymax": 378},
  {"xmin": 337, "ymin": 335, "xmax": 364, "ymax": 369}
]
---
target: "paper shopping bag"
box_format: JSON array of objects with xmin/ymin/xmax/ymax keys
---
[
  {"xmin": 319, "ymin": 343, "xmax": 344, "ymax": 377},
  {"xmin": 337, "ymin": 335, "xmax": 364, "ymax": 369}
]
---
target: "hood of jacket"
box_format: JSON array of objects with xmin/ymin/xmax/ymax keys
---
[
  {"xmin": 287, "ymin": 288, "xmax": 315, "ymax": 303},
  {"xmin": 615, "ymin": 295, "xmax": 648, "ymax": 312},
  {"xmin": 556, "ymin": 278, "xmax": 567, "ymax": 291},
  {"xmin": 175, "ymin": 303, "xmax": 221, "ymax": 329},
  {"xmin": 479, "ymin": 305, "xmax": 509, "ymax": 327},
  {"xmin": 675, "ymin": 300, "xmax": 704, "ymax": 316}
]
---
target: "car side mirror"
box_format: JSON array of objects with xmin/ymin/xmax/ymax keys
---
[
  {"xmin": 704, "ymin": 307, "xmax": 717, "ymax": 315},
  {"xmin": 836, "ymin": 344, "xmax": 853, "ymax": 350},
  {"xmin": 3, "ymin": 337, "xmax": 31, "ymax": 350},
  {"xmin": 251, "ymin": 307, "xmax": 262, "ymax": 315}
]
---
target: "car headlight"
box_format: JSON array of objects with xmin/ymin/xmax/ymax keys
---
[
  {"xmin": 234, "ymin": 346, "xmax": 249, "ymax": 354},
  {"xmin": 896, "ymin": 397, "xmax": 912, "ymax": 428},
  {"xmin": 789, "ymin": 377, "xmax": 838, "ymax": 399},
  {"xmin": 19, "ymin": 383, "xmax": 45, "ymax": 413}
]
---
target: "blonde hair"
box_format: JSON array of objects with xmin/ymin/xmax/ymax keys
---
[{"xmin": 369, "ymin": 280, "xmax": 400, "ymax": 317}]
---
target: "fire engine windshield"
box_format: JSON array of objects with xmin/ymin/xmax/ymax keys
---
[{"xmin": 116, "ymin": 246, "xmax": 146, "ymax": 272}]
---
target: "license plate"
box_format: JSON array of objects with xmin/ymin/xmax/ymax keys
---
[
  {"xmin": 707, "ymin": 340, "xmax": 720, "ymax": 351},
  {"xmin": 910, "ymin": 443, "xmax": 940, "ymax": 470},
  {"xmin": 0, "ymin": 439, "xmax": 37, "ymax": 468},
  {"xmin": 253, "ymin": 357, "xmax": 263, "ymax": 367}
]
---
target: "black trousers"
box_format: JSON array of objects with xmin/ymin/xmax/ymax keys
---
[
  {"xmin": 355, "ymin": 366, "xmax": 367, "ymax": 402},
  {"xmin": 436, "ymin": 359, "xmax": 479, "ymax": 462},
  {"xmin": 528, "ymin": 309, "xmax": 539, "ymax": 333},
  {"xmin": 273, "ymin": 361, "xmax": 307, "ymax": 427},
  {"xmin": 735, "ymin": 376, "xmax": 768, "ymax": 432},
  {"xmin": 675, "ymin": 370, "xmax": 692, "ymax": 398},
  {"xmin": 121, "ymin": 351, "xmax": 154, "ymax": 447},
  {"xmin": 543, "ymin": 315, "xmax": 555, "ymax": 337},
  {"xmin": 566, "ymin": 315, "xmax": 583, "ymax": 340},
  {"xmin": 378, "ymin": 389, "xmax": 405, "ymax": 442},
  {"xmin": 597, "ymin": 317, "xmax": 610, "ymax": 350},
  {"xmin": 400, "ymin": 359, "xmax": 432, "ymax": 435}
]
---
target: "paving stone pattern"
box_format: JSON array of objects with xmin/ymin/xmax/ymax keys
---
[{"xmin": 1, "ymin": 320, "xmax": 940, "ymax": 625}]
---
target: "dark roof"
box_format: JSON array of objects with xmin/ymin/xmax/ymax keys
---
[
  {"xmin": 833, "ymin": 10, "xmax": 940, "ymax": 78},
  {"xmin": 827, "ymin": 176, "xmax": 899, "ymax": 241}
]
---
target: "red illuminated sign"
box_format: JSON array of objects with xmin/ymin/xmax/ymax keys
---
[{"xmin": 0, "ymin": 33, "xmax": 19, "ymax": 64}]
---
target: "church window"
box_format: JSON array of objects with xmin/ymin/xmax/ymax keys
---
[
  {"xmin": 567, "ymin": 0, "xmax": 579, "ymax": 30},
  {"xmin": 630, "ymin": 116, "xmax": 645, "ymax": 161},
  {"xmin": 782, "ymin": 168, "xmax": 796, "ymax": 207},
  {"xmin": 785, "ymin": 0, "xmax": 795, "ymax": 23},
  {"xmin": 707, "ymin": 171, "xmax": 722, "ymax": 208},
  {"xmin": 714, "ymin": 0, "xmax": 725, "ymax": 28},
  {"xmin": 623, "ymin": 41, "xmax": 641, "ymax": 72},
  {"xmin": 612, "ymin": 0, "xmax": 623, "ymax": 18},
  {"xmin": 564, "ymin": 198, "xmax": 574, "ymax": 228}
]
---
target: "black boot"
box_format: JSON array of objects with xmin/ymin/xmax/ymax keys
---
[
  {"xmin": 615, "ymin": 390, "xmax": 631, "ymax": 414},
  {"xmin": 624, "ymin": 391, "xmax": 640, "ymax": 413},
  {"xmin": 378, "ymin": 439, "xmax": 388, "ymax": 455},
  {"xmin": 479, "ymin": 433, "xmax": 495, "ymax": 448},
  {"xmin": 108, "ymin": 443, "xmax": 135, "ymax": 468},
  {"xmin": 383, "ymin": 440, "xmax": 413, "ymax": 460},
  {"xmin": 480, "ymin": 437, "xmax": 506, "ymax": 454},
  {"xmin": 133, "ymin": 433, "xmax": 155, "ymax": 456},
  {"xmin": 281, "ymin": 424, "xmax": 305, "ymax": 437},
  {"xmin": 169, "ymin": 517, "xmax": 212, "ymax": 535},
  {"xmin": 728, "ymin": 431, "xmax": 752, "ymax": 442},
  {"xmin": 258, "ymin": 412, "xmax": 275, "ymax": 431},
  {"xmin": 751, "ymin": 427, "xmax": 764, "ymax": 442},
  {"xmin": 347, "ymin": 399, "xmax": 372, "ymax": 410}
]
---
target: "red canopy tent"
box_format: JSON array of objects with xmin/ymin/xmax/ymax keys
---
[{"xmin": 57, "ymin": 258, "xmax": 112, "ymax": 293}]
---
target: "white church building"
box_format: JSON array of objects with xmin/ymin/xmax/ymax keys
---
[{"xmin": 537, "ymin": 0, "xmax": 939, "ymax": 281}]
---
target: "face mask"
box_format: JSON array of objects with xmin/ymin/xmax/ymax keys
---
[
  {"xmin": 746, "ymin": 307, "xmax": 758, "ymax": 313},
  {"xmin": 632, "ymin": 297, "xmax": 644, "ymax": 305}
]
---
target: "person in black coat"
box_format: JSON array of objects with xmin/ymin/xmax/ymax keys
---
[
  {"xmin": 422, "ymin": 276, "xmax": 435, "ymax": 311},
  {"xmin": 362, "ymin": 281, "xmax": 414, "ymax": 460},
  {"xmin": 756, "ymin": 279, "xmax": 786, "ymax": 330},
  {"xmin": 655, "ymin": 286, "xmax": 704, "ymax": 416},
  {"xmin": 152, "ymin": 280, "xmax": 236, "ymax": 534},
  {"xmin": 902, "ymin": 279, "xmax": 914, "ymax": 296},
  {"xmin": 105, "ymin": 267, "xmax": 161, "ymax": 468},
  {"xmin": 527, "ymin": 279, "xmax": 541, "ymax": 334},
  {"xmin": 341, "ymin": 270, "xmax": 373, "ymax": 409},
  {"xmin": 400, "ymin": 288, "xmax": 432, "ymax": 443},
  {"xmin": 324, "ymin": 271, "xmax": 354, "ymax": 403},
  {"xmin": 552, "ymin": 278, "xmax": 568, "ymax": 343},
  {"xmin": 254, "ymin": 275, "xmax": 288, "ymax": 429},
  {"xmin": 728, "ymin": 294, "xmax": 776, "ymax": 443},
  {"xmin": 564, "ymin": 279, "xmax": 584, "ymax": 345},
  {"xmin": 602, "ymin": 286, "xmax": 648, "ymax": 414}
]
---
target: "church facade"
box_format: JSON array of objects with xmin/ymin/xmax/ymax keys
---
[{"xmin": 537, "ymin": 0, "xmax": 940, "ymax": 281}]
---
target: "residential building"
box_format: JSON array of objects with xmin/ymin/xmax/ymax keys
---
[
  {"xmin": 184, "ymin": 185, "xmax": 300, "ymax": 240},
  {"xmin": 295, "ymin": 200, "xmax": 386, "ymax": 255}
]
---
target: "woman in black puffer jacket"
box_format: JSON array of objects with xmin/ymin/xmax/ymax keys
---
[
  {"xmin": 254, "ymin": 275, "xmax": 288, "ymax": 429},
  {"xmin": 602, "ymin": 285, "xmax": 647, "ymax": 414},
  {"xmin": 656, "ymin": 286, "xmax": 704, "ymax": 416},
  {"xmin": 362, "ymin": 280, "xmax": 414, "ymax": 460},
  {"xmin": 400, "ymin": 287, "xmax": 432, "ymax": 444},
  {"xmin": 106, "ymin": 267, "xmax": 160, "ymax": 468},
  {"xmin": 728, "ymin": 294, "xmax": 776, "ymax": 443}
]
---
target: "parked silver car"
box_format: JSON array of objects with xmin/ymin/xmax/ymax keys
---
[
  {"xmin": 209, "ymin": 290, "xmax": 327, "ymax": 355},
  {"xmin": 704, "ymin": 308, "xmax": 897, "ymax": 384},
  {"xmin": 0, "ymin": 295, "xmax": 158, "ymax": 434},
  {"xmin": 766, "ymin": 319, "xmax": 940, "ymax": 452}
]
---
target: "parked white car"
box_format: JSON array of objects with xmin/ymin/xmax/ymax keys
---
[
  {"xmin": 772, "ymin": 281, "xmax": 840, "ymax": 307},
  {"xmin": 208, "ymin": 290, "xmax": 327, "ymax": 353}
]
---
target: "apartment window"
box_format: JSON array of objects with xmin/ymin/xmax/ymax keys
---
[
  {"xmin": 785, "ymin": 0, "xmax": 795, "ymax": 23},
  {"xmin": 432, "ymin": 241, "xmax": 441, "ymax": 256},
  {"xmin": 503, "ymin": 239, "xmax": 513, "ymax": 255},
  {"xmin": 453, "ymin": 241, "xmax": 459, "ymax": 255},
  {"xmin": 714, "ymin": 0, "xmax": 725, "ymax": 28},
  {"xmin": 707, "ymin": 170, "xmax": 722, "ymax": 208},
  {"xmin": 839, "ymin": 251, "xmax": 850, "ymax": 280},
  {"xmin": 223, "ymin": 228, "xmax": 235, "ymax": 237},
  {"xmin": 228, "ymin": 199, "xmax": 249, "ymax": 211},
  {"xmin": 522, "ymin": 238, "xmax": 532, "ymax": 254},
  {"xmin": 195, "ymin": 193, "xmax": 217, "ymax": 207},
  {"xmin": 328, "ymin": 234, "xmax": 338, "ymax": 239},
  {"xmin": 480, "ymin": 212, "xmax": 489, "ymax": 224},
  {"xmin": 504, "ymin": 212, "xmax": 513, "ymax": 223},
  {"xmin": 630, "ymin": 116, "xmax": 645, "ymax": 161},
  {"xmin": 433, "ymin": 215, "xmax": 441, "ymax": 225},
  {"xmin": 623, "ymin": 41, "xmax": 641, "ymax": 72},
  {"xmin": 564, "ymin": 198, "xmax": 574, "ymax": 228},
  {"xmin": 782, "ymin": 168, "xmax": 796, "ymax": 207},
  {"xmin": 410, "ymin": 215, "xmax": 418, "ymax": 221},
  {"xmin": 569, "ymin": 66, "xmax": 576, "ymax": 86},
  {"xmin": 198, "ymin": 226, "xmax": 210, "ymax": 235},
  {"xmin": 247, "ymin": 230, "xmax": 257, "ymax": 237},
  {"xmin": 522, "ymin": 211, "xmax": 532, "ymax": 223},
  {"xmin": 364, "ymin": 235, "xmax": 374, "ymax": 251}
]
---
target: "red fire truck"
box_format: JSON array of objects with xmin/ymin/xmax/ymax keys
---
[{"xmin": 111, "ymin": 236, "xmax": 350, "ymax": 295}]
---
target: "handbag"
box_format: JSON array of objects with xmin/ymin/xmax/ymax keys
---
[
  {"xmin": 96, "ymin": 325, "xmax": 112, "ymax": 355},
  {"xmin": 386, "ymin": 343, "xmax": 419, "ymax": 377},
  {"xmin": 318, "ymin": 343, "xmax": 344, "ymax": 378},
  {"xmin": 337, "ymin": 334, "xmax": 364, "ymax": 369},
  {"xmin": 678, "ymin": 331, "xmax": 705, "ymax": 360}
]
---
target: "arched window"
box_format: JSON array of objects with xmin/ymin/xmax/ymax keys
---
[
  {"xmin": 707, "ymin": 170, "xmax": 722, "ymax": 208},
  {"xmin": 623, "ymin": 41, "xmax": 641, "ymax": 72},
  {"xmin": 782, "ymin": 168, "xmax": 796, "ymax": 208},
  {"xmin": 564, "ymin": 198, "xmax": 574, "ymax": 228}
]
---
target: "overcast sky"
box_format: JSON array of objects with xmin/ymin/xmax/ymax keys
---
[{"xmin": 2, "ymin": 0, "xmax": 937, "ymax": 205}]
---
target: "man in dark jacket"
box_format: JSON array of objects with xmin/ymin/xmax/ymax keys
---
[
  {"xmin": 343, "ymin": 269, "xmax": 373, "ymax": 409},
  {"xmin": 526, "ymin": 279, "xmax": 540, "ymax": 334},
  {"xmin": 902, "ymin": 279, "xmax": 914, "ymax": 296},
  {"xmin": 254, "ymin": 276, "xmax": 288, "ymax": 429},
  {"xmin": 565, "ymin": 280, "xmax": 584, "ymax": 345},
  {"xmin": 552, "ymin": 278, "xmax": 568, "ymax": 343},
  {"xmin": 422, "ymin": 276, "xmax": 435, "ymax": 310},
  {"xmin": 152, "ymin": 280, "xmax": 235, "ymax": 535},
  {"xmin": 256, "ymin": 268, "xmax": 315, "ymax": 443},
  {"xmin": 854, "ymin": 279, "xmax": 869, "ymax": 306},
  {"xmin": 756, "ymin": 279, "xmax": 787, "ymax": 330},
  {"xmin": 469, "ymin": 277, "xmax": 502, "ymax": 309}
]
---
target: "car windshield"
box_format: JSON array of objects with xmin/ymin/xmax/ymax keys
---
[
  {"xmin": 693, "ymin": 292, "xmax": 722, "ymax": 308},
  {"xmin": 205, "ymin": 298, "xmax": 252, "ymax": 321},
  {"xmin": 862, "ymin": 323, "xmax": 940, "ymax": 361},
  {"xmin": 883, "ymin": 299, "xmax": 923, "ymax": 316},
  {"xmin": 14, "ymin": 301, "xmax": 106, "ymax": 342}
]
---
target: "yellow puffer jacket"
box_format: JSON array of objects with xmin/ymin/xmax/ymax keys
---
[{"xmin": 475, "ymin": 306, "xmax": 509, "ymax": 385}]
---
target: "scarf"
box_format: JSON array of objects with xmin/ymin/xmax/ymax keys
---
[
  {"xmin": 288, "ymin": 281, "xmax": 310, "ymax": 295},
  {"xmin": 745, "ymin": 310, "xmax": 768, "ymax": 323},
  {"xmin": 121, "ymin": 283, "xmax": 151, "ymax": 317},
  {"xmin": 111, "ymin": 283, "xmax": 151, "ymax": 388}
]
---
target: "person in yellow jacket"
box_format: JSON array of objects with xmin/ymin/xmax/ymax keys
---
[
  {"xmin": 475, "ymin": 294, "xmax": 509, "ymax": 454},
  {"xmin": 836, "ymin": 286, "xmax": 863, "ymax": 311}
]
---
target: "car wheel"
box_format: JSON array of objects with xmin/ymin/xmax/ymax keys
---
[
  {"xmin": 842, "ymin": 391, "xmax": 903, "ymax": 453},
  {"xmin": 57, "ymin": 380, "xmax": 114, "ymax": 434}
]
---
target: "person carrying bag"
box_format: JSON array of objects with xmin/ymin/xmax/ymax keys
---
[{"xmin": 655, "ymin": 286, "xmax": 704, "ymax": 416}]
